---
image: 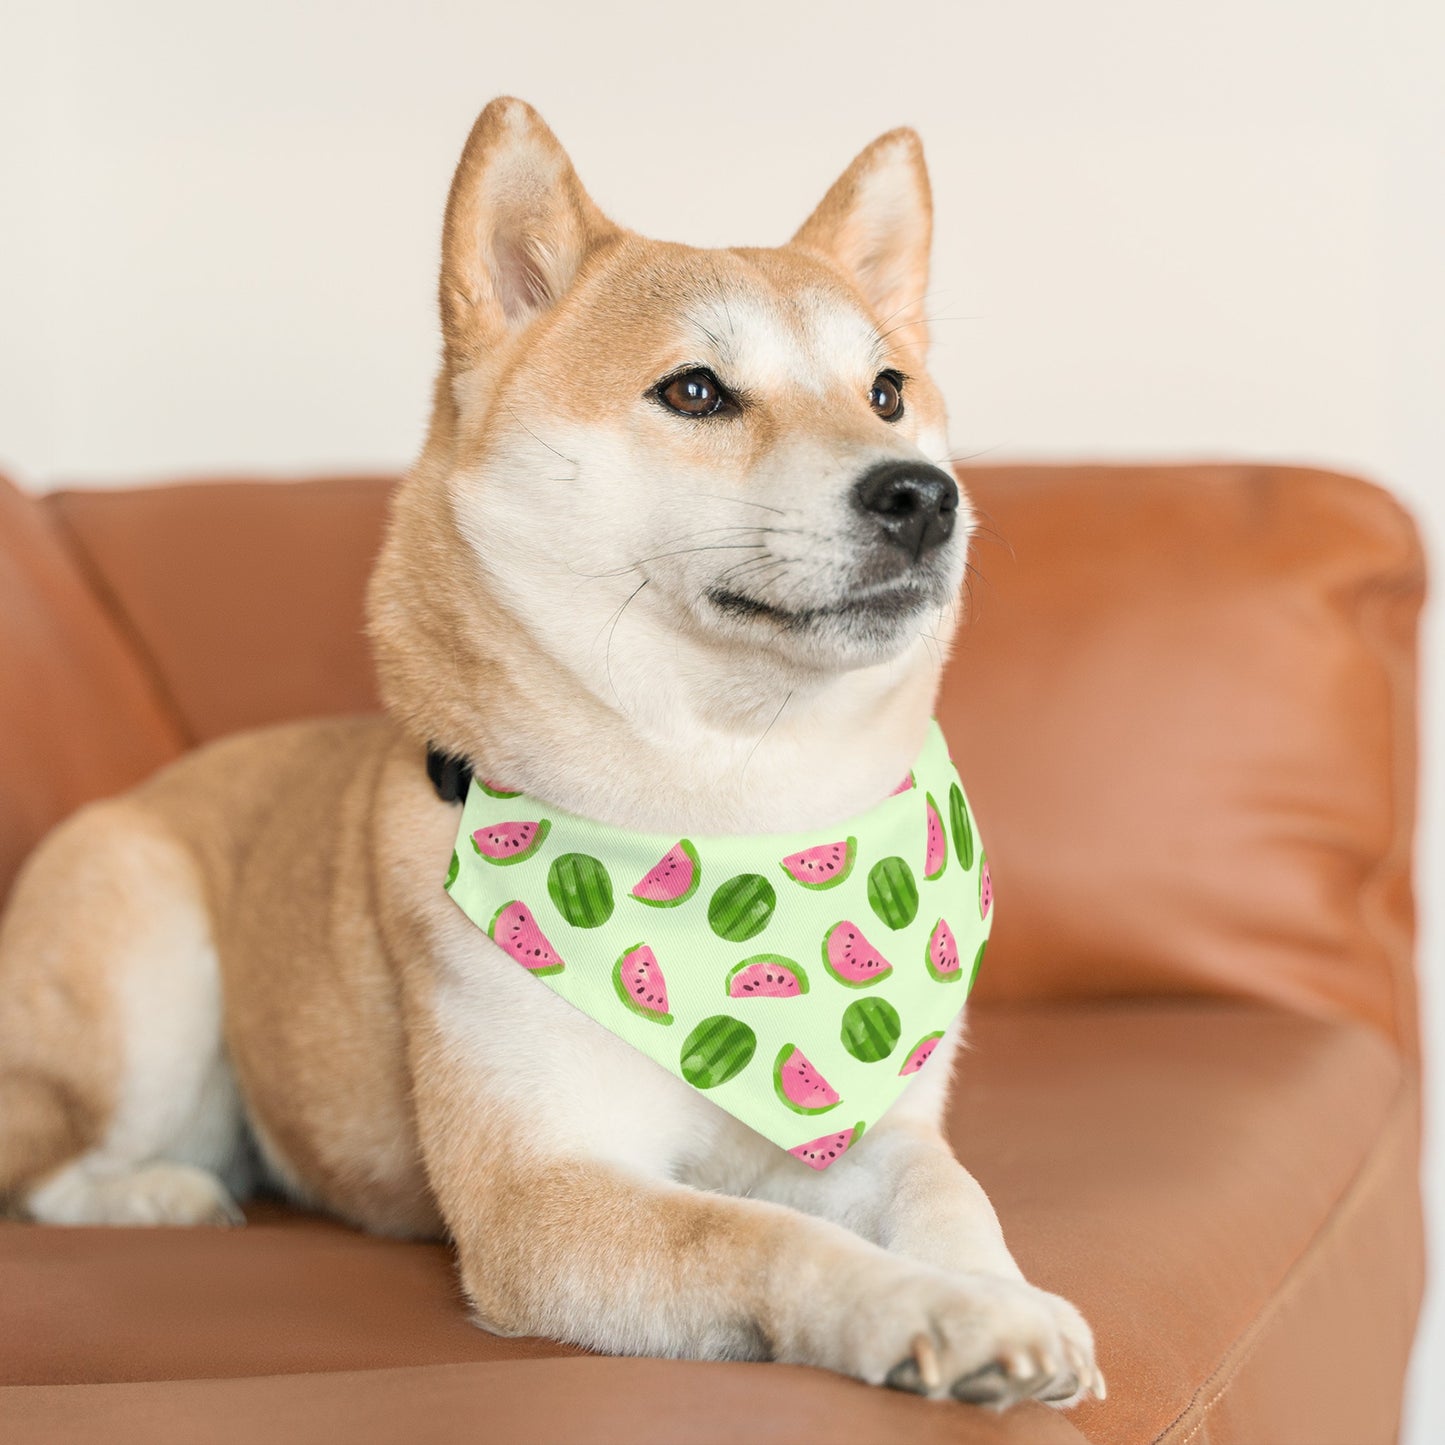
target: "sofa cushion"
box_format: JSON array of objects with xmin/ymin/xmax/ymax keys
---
[
  {"xmin": 0, "ymin": 475, "xmax": 182, "ymax": 899},
  {"xmin": 0, "ymin": 1001, "xmax": 1419, "ymax": 1444}
]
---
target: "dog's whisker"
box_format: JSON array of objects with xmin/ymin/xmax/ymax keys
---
[
  {"xmin": 741, "ymin": 688, "xmax": 794, "ymax": 779},
  {"xmin": 571, "ymin": 542, "xmax": 773, "ymax": 581},
  {"xmin": 703, "ymin": 555, "xmax": 790, "ymax": 608},
  {"xmin": 600, "ymin": 577, "xmax": 650, "ymax": 709},
  {"xmin": 695, "ymin": 494, "xmax": 794, "ymax": 517},
  {"xmin": 869, "ymin": 289, "xmax": 947, "ymax": 341},
  {"xmin": 633, "ymin": 544, "xmax": 769, "ymax": 565},
  {"xmin": 876, "ymin": 312, "xmax": 978, "ymax": 349},
  {"xmin": 918, "ymin": 626, "xmax": 944, "ymax": 669},
  {"xmin": 961, "ymin": 505, "xmax": 1014, "ymax": 561},
  {"xmin": 773, "ymin": 558, "xmax": 834, "ymax": 613},
  {"xmin": 715, "ymin": 552, "xmax": 788, "ymax": 585},
  {"xmin": 569, "ymin": 523, "xmax": 814, "ymax": 582},
  {"xmin": 931, "ymin": 444, "xmax": 1005, "ymax": 473},
  {"xmin": 501, "ymin": 402, "xmax": 579, "ymax": 470}
]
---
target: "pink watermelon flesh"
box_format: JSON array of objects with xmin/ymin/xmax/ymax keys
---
[
  {"xmin": 728, "ymin": 961, "xmax": 804, "ymax": 998},
  {"xmin": 789, "ymin": 1125, "xmax": 859, "ymax": 1170},
  {"xmin": 924, "ymin": 798, "xmax": 947, "ymax": 878},
  {"xmin": 473, "ymin": 821, "xmax": 543, "ymax": 861},
  {"xmin": 900, "ymin": 1034, "xmax": 943, "ymax": 1075},
  {"xmin": 928, "ymin": 918, "xmax": 960, "ymax": 977},
  {"xmin": 781, "ymin": 840, "xmax": 851, "ymax": 886},
  {"xmin": 889, "ymin": 772, "xmax": 915, "ymax": 796},
  {"xmin": 824, "ymin": 922, "xmax": 893, "ymax": 985},
  {"xmin": 618, "ymin": 945, "xmax": 671, "ymax": 1017},
  {"xmin": 980, "ymin": 860, "xmax": 993, "ymax": 919},
  {"xmin": 490, "ymin": 902, "xmax": 563, "ymax": 973},
  {"xmin": 777, "ymin": 1046, "xmax": 840, "ymax": 1112},
  {"xmin": 632, "ymin": 842, "xmax": 695, "ymax": 902}
]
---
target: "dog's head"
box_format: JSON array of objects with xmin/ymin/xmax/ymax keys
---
[{"xmin": 371, "ymin": 99, "xmax": 970, "ymax": 787}]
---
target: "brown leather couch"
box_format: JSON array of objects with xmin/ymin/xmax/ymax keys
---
[{"xmin": 0, "ymin": 462, "xmax": 1425, "ymax": 1444}]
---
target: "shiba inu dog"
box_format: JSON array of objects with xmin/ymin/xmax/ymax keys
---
[{"xmin": 0, "ymin": 98, "xmax": 1101, "ymax": 1407}]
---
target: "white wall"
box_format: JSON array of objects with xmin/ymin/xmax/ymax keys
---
[{"xmin": 2, "ymin": 0, "xmax": 1441, "ymax": 1433}]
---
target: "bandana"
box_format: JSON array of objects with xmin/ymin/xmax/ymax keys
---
[{"xmin": 443, "ymin": 721, "xmax": 990, "ymax": 1169}]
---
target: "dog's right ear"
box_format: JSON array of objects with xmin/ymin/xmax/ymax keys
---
[{"xmin": 439, "ymin": 98, "xmax": 617, "ymax": 369}]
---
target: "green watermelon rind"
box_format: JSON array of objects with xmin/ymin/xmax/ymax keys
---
[
  {"xmin": 486, "ymin": 900, "xmax": 564, "ymax": 977},
  {"xmin": 707, "ymin": 873, "xmax": 777, "ymax": 942},
  {"xmin": 680, "ymin": 1016, "xmax": 756, "ymax": 1089},
  {"xmin": 949, "ymin": 782, "xmax": 975, "ymax": 870},
  {"xmin": 631, "ymin": 839, "xmax": 701, "ymax": 909},
  {"xmin": 444, "ymin": 850, "xmax": 459, "ymax": 891},
  {"xmin": 925, "ymin": 917, "xmax": 962, "ymax": 983},
  {"xmin": 470, "ymin": 818, "xmax": 551, "ymax": 866},
  {"xmin": 866, "ymin": 856, "xmax": 919, "ymax": 931},
  {"xmin": 967, "ymin": 939, "xmax": 987, "ymax": 993},
  {"xmin": 477, "ymin": 780, "xmax": 522, "ymax": 799},
  {"xmin": 779, "ymin": 837, "xmax": 857, "ymax": 891},
  {"xmin": 611, "ymin": 943, "xmax": 674, "ymax": 1026},
  {"xmin": 923, "ymin": 792, "xmax": 948, "ymax": 881},
  {"xmin": 839, "ymin": 997, "xmax": 902, "ymax": 1063},
  {"xmin": 820, "ymin": 921, "xmax": 894, "ymax": 989},
  {"xmin": 548, "ymin": 852, "xmax": 616, "ymax": 929},
  {"xmin": 725, "ymin": 954, "xmax": 809, "ymax": 997},
  {"xmin": 772, "ymin": 1044, "xmax": 841, "ymax": 1117}
]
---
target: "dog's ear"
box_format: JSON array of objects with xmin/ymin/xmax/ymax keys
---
[
  {"xmin": 791, "ymin": 128, "xmax": 933, "ymax": 353},
  {"xmin": 440, "ymin": 98, "xmax": 618, "ymax": 368}
]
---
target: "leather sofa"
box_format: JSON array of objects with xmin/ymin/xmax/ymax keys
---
[{"xmin": 0, "ymin": 462, "xmax": 1425, "ymax": 1444}]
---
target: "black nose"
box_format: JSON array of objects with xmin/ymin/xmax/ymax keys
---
[{"xmin": 853, "ymin": 460, "xmax": 959, "ymax": 559}]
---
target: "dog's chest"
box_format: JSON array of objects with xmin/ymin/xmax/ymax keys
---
[{"xmin": 428, "ymin": 905, "xmax": 780, "ymax": 1187}]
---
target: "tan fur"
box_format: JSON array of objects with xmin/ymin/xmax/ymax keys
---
[{"xmin": 0, "ymin": 98, "xmax": 1100, "ymax": 1405}]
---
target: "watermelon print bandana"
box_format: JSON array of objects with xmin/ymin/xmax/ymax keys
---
[{"xmin": 443, "ymin": 721, "xmax": 991, "ymax": 1169}]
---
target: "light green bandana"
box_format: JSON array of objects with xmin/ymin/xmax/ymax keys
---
[{"xmin": 444, "ymin": 721, "xmax": 991, "ymax": 1169}]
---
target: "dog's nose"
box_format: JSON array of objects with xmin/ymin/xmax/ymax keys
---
[{"xmin": 853, "ymin": 460, "xmax": 959, "ymax": 559}]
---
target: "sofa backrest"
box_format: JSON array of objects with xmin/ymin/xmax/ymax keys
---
[
  {"xmin": 46, "ymin": 477, "xmax": 390, "ymax": 743},
  {"xmin": 939, "ymin": 464, "xmax": 1422, "ymax": 1062},
  {"xmin": 0, "ymin": 464, "xmax": 1422, "ymax": 1057}
]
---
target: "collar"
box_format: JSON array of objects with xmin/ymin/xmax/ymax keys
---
[{"xmin": 426, "ymin": 746, "xmax": 473, "ymax": 803}]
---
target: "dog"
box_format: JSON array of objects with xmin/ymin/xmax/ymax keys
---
[{"xmin": 0, "ymin": 97, "xmax": 1101, "ymax": 1408}]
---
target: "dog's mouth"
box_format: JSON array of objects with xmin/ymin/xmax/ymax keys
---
[{"xmin": 705, "ymin": 579, "xmax": 934, "ymax": 630}]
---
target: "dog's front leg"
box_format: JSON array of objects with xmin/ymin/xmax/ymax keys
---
[
  {"xmin": 764, "ymin": 1115, "xmax": 1025, "ymax": 1278},
  {"xmin": 752, "ymin": 1050, "xmax": 1104, "ymax": 1405},
  {"xmin": 412, "ymin": 1035, "xmax": 1096, "ymax": 1403}
]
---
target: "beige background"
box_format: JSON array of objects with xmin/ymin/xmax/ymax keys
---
[{"xmin": 1, "ymin": 1, "xmax": 1441, "ymax": 1435}]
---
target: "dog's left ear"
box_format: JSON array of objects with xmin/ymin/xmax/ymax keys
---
[{"xmin": 791, "ymin": 129, "xmax": 933, "ymax": 353}]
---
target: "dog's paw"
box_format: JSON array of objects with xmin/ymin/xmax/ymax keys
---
[
  {"xmin": 838, "ymin": 1268, "xmax": 1103, "ymax": 1407},
  {"xmin": 24, "ymin": 1160, "xmax": 245, "ymax": 1227}
]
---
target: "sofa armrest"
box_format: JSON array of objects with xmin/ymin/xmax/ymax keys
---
[{"xmin": 0, "ymin": 473, "xmax": 183, "ymax": 900}]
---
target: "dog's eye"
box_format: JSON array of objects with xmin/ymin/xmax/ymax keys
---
[
  {"xmin": 657, "ymin": 369, "xmax": 726, "ymax": 417},
  {"xmin": 869, "ymin": 371, "xmax": 905, "ymax": 421}
]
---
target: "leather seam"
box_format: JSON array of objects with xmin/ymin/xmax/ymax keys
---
[
  {"xmin": 1152, "ymin": 1071, "xmax": 1417, "ymax": 1444},
  {"xmin": 1350, "ymin": 555, "xmax": 1427, "ymax": 1068}
]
